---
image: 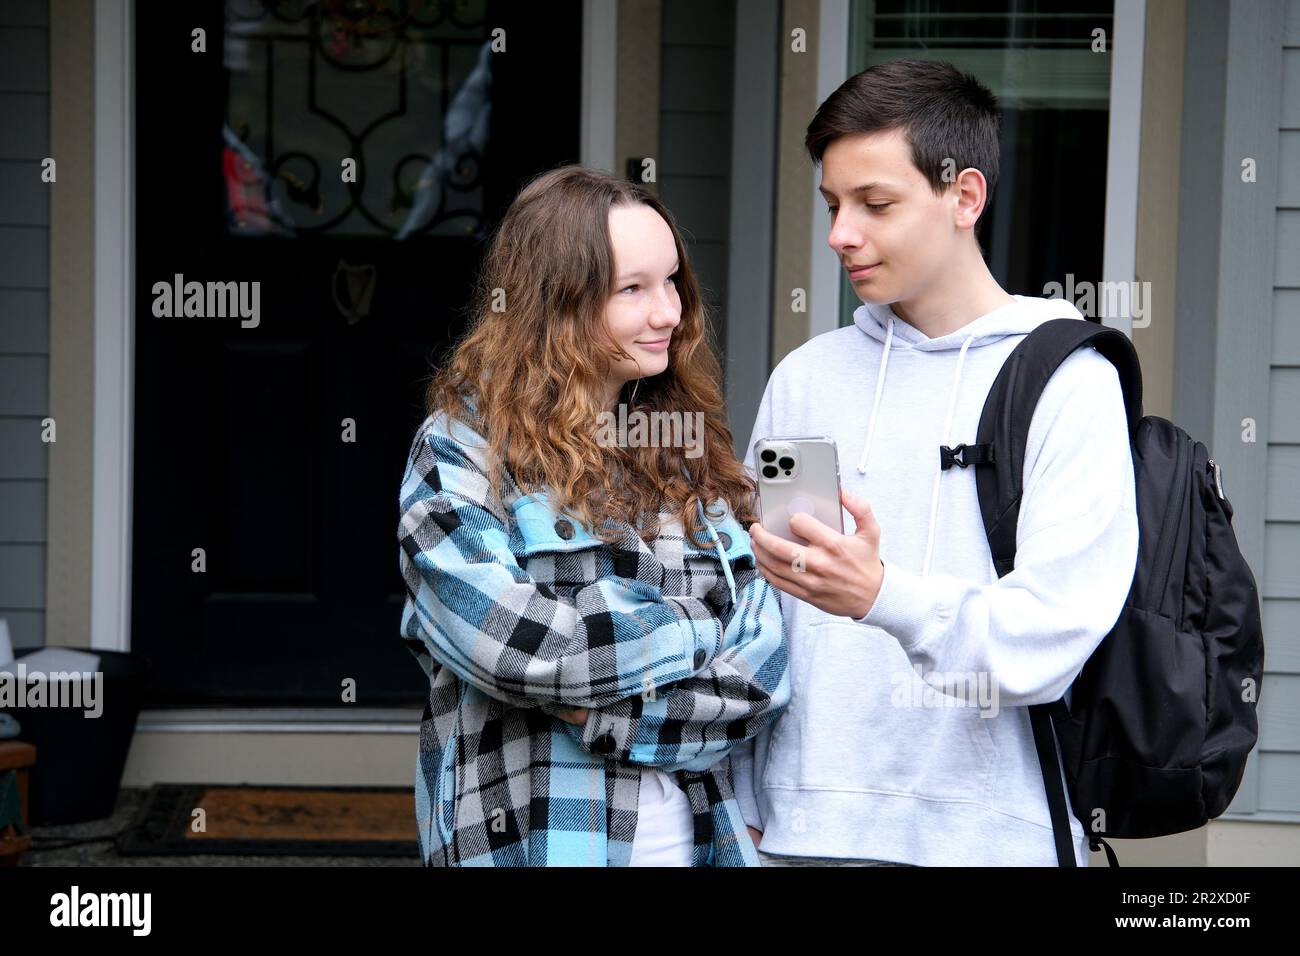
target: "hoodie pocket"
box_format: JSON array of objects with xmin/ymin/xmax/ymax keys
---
[{"xmin": 761, "ymin": 618, "xmax": 996, "ymax": 805}]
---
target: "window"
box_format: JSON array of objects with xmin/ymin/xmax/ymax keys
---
[
  {"xmin": 222, "ymin": 0, "xmax": 492, "ymax": 239},
  {"xmin": 839, "ymin": 0, "xmax": 1115, "ymax": 326}
]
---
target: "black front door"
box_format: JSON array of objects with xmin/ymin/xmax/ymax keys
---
[{"xmin": 132, "ymin": 0, "xmax": 581, "ymax": 706}]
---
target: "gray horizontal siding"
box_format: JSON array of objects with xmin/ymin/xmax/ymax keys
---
[
  {"xmin": 658, "ymin": 0, "xmax": 735, "ymax": 334},
  {"xmin": 0, "ymin": 355, "xmax": 49, "ymax": 413},
  {"xmin": 0, "ymin": 480, "xmax": 46, "ymax": 541},
  {"xmin": 1263, "ymin": 599, "xmax": 1300, "ymax": 672},
  {"xmin": 1282, "ymin": 132, "xmax": 1300, "ymax": 206},
  {"xmin": 659, "ymin": 111, "xmax": 733, "ymax": 177},
  {"xmin": 1277, "ymin": 209, "xmax": 1300, "ymax": 285},
  {"xmin": 1258, "ymin": 751, "xmax": 1300, "ymax": 810},
  {"xmin": 1270, "ymin": 369, "xmax": 1300, "ymax": 441},
  {"xmin": 1265, "ymin": 524, "xmax": 1300, "ymax": 598},
  {"xmin": 0, "ymin": 420, "xmax": 47, "ymax": 479},
  {"xmin": 661, "ymin": 44, "xmax": 733, "ymax": 113},
  {"xmin": 1268, "ymin": 446, "xmax": 1300, "ymax": 519},
  {"xmin": 0, "ymin": 25, "xmax": 48, "ymax": 92},
  {"xmin": 0, "ymin": 0, "xmax": 48, "ymax": 652},
  {"xmin": 1277, "ymin": 289, "xmax": 1300, "ymax": 357},
  {"xmin": 0, "ymin": 226, "xmax": 48, "ymax": 286},
  {"xmin": 1, "ymin": 611, "xmax": 44, "ymax": 649},
  {"xmin": 1285, "ymin": 39, "xmax": 1300, "ymax": 126},
  {"xmin": 1257, "ymin": 5, "xmax": 1300, "ymax": 781},
  {"xmin": 0, "ymin": 94, "xmax": 48, "ymax": 160},
  {"xmin": 0, "ymin": 161, "xmax": 49, "ymax": 224},
  {"xmin": 0, "ymin": 543, "xmax": 44, "ymax": 608},
  {"xmin": 0, "ymin": 289, "xmax": 47, "ymax": 351},
  {"xmin": 0, "ymin": 2, "xmax": 48, "ymax": 28},
  {"xmin": 1260, "ymin": 675, "xmax": 1300, "ymax": 751},
  {"xmin": 660, "ymin": 0, "xmax": 732, "ymax": 44}
]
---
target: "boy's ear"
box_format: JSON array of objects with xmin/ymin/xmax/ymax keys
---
[{"xmin": 952, "ymin": 167, "xmax": 989, "ymax": 230}]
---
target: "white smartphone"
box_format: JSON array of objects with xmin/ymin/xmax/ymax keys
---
[{"xmin": 754, "ymin": 436, "xmax": 844, "ymax": 544}]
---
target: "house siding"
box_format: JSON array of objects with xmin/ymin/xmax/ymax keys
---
[
  {"xmin": 0, "ymin": 0, "xmax": 49, "ymax": 653},
  {"xmin": 658, "ymin": 0, "xmax": 736, "ymax": 342},
  {"xmin": 1257, "ymin": 0, "xmax": 1300, "ymax": 813}
]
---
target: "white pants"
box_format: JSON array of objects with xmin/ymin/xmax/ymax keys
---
[{"xmin": 628, "ymin": 768, "xmax": 694, "ymax": 866}]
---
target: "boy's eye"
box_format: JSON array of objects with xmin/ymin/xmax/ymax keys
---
[{"xmin": 867, "ymin": 203, "xmax": 892, "ymax": 213}]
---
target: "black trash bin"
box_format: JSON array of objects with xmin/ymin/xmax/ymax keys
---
[{"xmin": 0, "ymin": 647, "xmax": 152, "ymax": 826}]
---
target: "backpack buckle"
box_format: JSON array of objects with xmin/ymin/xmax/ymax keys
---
[
  {"xmin": 939, "ymin": 443, "xmax": 995, "ymax": 471},
  {"xmin": 940, "ymin": 444, "xmax": 969, "ymax": 470}
]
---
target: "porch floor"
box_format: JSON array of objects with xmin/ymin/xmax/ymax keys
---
[{"xmin": 18, "ymin": 787, "xmax": 422, "ymax": 867}]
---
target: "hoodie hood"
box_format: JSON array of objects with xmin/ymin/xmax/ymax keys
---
[
  {"xmin": 851, "ymin": 294, "xmax": 1086, "ymax": 577},
  {"xmin": 853, "ymin": 293, "xmax": 1085, "ymax": 351}
]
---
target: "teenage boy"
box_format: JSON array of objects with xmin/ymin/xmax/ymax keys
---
[{"xmin": 729, "ymin": 59, "xmax": 1139, "ymax": 866}]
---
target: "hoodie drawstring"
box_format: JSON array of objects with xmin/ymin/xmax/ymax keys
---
[
  {"xmin": 856, "ymin": 314, "xmax": 895, "ymax": 476},
  {"xmin": 697, "ymin": 500, "xmax": 738, "ymax": 606},
  {"xmin": 854, "ymin": 312, "xmax": 975, "ymax": 578},
  {"xmin": 921, "ymin": 335, "xmax": 975, "ymax": 576}
]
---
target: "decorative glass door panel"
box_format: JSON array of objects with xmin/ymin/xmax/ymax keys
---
[{"xmin": 133, "ymin": 0, "xmax": 582, "ymax": 705}]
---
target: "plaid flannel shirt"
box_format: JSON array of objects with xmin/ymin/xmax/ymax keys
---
[{"xmin": 397, "ymin": 409, "xmax": 790, "ymax": 866}]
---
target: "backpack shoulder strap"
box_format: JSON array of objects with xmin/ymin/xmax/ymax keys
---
[
  {"xmin": 974, "ymin": 318, "xmax": 1142, "ymax": 578},
  {"xmin": 971, "ymin": 317, "xmax": 1142, "ymax": 868}
]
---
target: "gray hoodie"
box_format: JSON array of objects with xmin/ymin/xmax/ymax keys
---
[{"xmin": 730, "ymin": 294, "xmax": 1139, "ymax": 866}]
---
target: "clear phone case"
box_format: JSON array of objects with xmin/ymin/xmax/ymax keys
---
[{"xmin": 754, "ymin": 436, "xmax": 844, "ymax": 544}]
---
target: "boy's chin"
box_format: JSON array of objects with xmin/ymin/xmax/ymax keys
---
[{"xmin": 855, "ymin": 285, "xmax": 899, "ymax": 307}]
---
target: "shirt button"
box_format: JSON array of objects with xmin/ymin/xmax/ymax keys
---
[
  {"xmin": 694, "ymin": 648, "xmax": 707, "ymax": 669},
  {"xmin": 554, "ymin": 519, "xmax": 574, "ymax": 540},
  {"xmin": 717, "ymin": 531, "xmax": 732, "ymax": 550},
  {"xmin": 596, "ymin": 732, "xmax": 616, "ymax": 754}
]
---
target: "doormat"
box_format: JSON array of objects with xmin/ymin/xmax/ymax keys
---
[{"xmin": 116, "ymin": 784, "xmax": 419, "ymax": 857}]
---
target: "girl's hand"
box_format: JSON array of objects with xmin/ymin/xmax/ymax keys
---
[{"xmin": 555, "ymin": 707, "xmax": 590, "ymax": 726}]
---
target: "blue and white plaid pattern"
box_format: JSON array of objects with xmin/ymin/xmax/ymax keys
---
[{"xmin": 398, "ymin": 410, "xmax": 790, "ymax": 866}]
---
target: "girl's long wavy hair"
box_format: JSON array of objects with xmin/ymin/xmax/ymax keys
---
[{"xmin": 424, "ymin": 165, "xmax": 757, "ymax": 547}]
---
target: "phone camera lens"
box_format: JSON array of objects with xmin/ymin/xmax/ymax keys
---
[
  {"xmin": 762, "ymin": 465, "xmax": 778, "ymax": 479},
  {"xmin": 778, "ymin": 456, "xmax": 795, "ymax": 471},
  {"xmin": 760, "ymin": 449, "xmax": 776, "ymax": 463}
]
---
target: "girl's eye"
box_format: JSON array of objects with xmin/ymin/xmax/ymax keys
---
[
  {"xmin": 620, "ymin": 272, "xmax": 678, "ymax": 294},
  {"xmin": 826, "ymin": 206, "xmax": 838, "ymax": 217}
]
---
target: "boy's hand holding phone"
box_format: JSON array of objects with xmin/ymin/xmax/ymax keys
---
[{"xmin": 750, "ymin": 488, "xmax": 885, "ymax": 620}]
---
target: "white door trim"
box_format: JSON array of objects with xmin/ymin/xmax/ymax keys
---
[
  {"xmin": 1102, "ymin": 0, "xmax": 1147, "ymax": 338},
  {"xmin": 92, "ymin": 0, "xmax": 134, "ymax": 654}
]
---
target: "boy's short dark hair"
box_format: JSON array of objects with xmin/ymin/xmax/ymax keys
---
[{"xmin": 805, "ymin": 58, "xmax": 1002, "ymax": 200}]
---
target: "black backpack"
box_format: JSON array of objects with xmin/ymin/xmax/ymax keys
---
[{"xmin": 946, "ymin": 318, "xmax": 1265, "ymax": 867}]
